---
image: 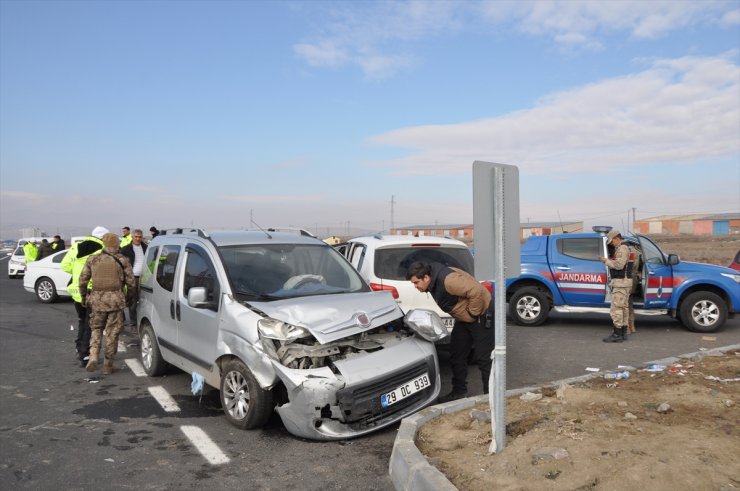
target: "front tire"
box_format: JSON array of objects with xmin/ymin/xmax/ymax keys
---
[
  {"xmin": 220, "ymin": 359, "xmax": 273, "ymax": 430},
  {"xmin": 679, "ymin": 291, "xmax": 727, "ymax": 333},
  {"xmin": 140, "ymin": 324, "xmax": 168, "ymax": 376},
  {"xmin": 35, "ymin": 277, "xmax": 58, "ymax": 303},
  {"xmin": 509, "ymin": 287, "xmax": 550, "ymax": 326}
]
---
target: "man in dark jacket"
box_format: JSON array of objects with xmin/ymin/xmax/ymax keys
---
[
  {"xmin": 407, "ymin": 261, "xmax": 494, "ymax": 403},
  {"xmin": 120, "ymin": 229, "xmax": 148, "ymax": 328},
  {"xmin": 51, "ymin": 235, "xmax": 66, "ymax": 251},
  {"xmin": 36, "ymin": 239, "xmax": 54, "ymax": 260}
]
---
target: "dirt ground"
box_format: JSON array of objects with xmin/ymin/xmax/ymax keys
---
[
  {"xmin": 649, "ymin": 234, "xmax": 739, "ymax": 267},
  {"xmin": 416, "ymin": 236, "xmax": 740, "ymax": 490},
  {"xmin": 417, "ymin": 349, "xmax": 740, "ymax": 491}
]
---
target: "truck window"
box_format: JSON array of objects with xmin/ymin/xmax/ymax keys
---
[
  {"xmin": 557, "ymin": 238, "xmax": 600, "ymax": 261},
  {"xmin": 638, "ymin": 236, "xmax": 665, "ymax": 265}
]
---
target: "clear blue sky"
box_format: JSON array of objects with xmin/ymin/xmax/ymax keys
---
[{"xmin": 1, "ymin": 0, "xmax": 738, "ymax": 239}]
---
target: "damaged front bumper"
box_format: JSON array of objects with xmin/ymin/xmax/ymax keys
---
[{"xmin": 271, "ymin": 335, "xmax": 440, "ymax": 440}]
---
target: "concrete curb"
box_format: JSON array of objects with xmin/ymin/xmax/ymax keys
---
[{"xmin": 388, "ymin": 343, "xmax": 740, "ymax": 491}]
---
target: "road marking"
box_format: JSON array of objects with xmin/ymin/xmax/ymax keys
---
[
  {"xmin": 125, "ymin": 358, "xmax": 147, "ymax": 377},
  {"xmin": 180, "ymin": 426, "xmax": 230, "ymax": 465},
  {"xmin": 117, "ymin": 341, "xmax": 127, "ymax": 353},
  {"xmin": 148, "ymin": 386, "xmax": 180, "ymax": 412}
]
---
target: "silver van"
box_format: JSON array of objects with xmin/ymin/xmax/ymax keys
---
[{"xmin": 137, "ymin": 229, "xmax": 444, "ymax": 440}]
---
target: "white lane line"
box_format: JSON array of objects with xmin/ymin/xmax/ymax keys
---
[
  {"xmin": 148, "ymin": 386, "xmax": 181, "ymax": 413},
  {"xmin": 117, "ymin": 341, "xmax": 127, "ymax": 353},
  {"xmin": 125, "ymin": 358, "xmax": 147, "ymax": 377},
  {"xmin": 180, "ymin": 426, "xmax": 230, "ymax": 465}
]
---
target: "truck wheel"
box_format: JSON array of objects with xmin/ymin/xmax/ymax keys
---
[
  {"xmin": 220, "ymin": 359, "xmax": 273, "ymax": 430},
  {"xmin": 679, "ymin": 291, "xmax": 727, "ymax": 333},
  {"xmin": 509, "ymin": 287, "xmax": 550, "ymax": 326}
]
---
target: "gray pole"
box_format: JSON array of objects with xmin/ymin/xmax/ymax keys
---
[{"xmin": 489, "ymin": 166, "xmax": 507, "ymax": 453}]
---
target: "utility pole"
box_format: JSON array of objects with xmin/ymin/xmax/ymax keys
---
[{"xmin": 632, "ymin": 208, "xmax": 636, "ymax": 231}]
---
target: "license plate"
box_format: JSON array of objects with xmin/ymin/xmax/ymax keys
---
[
  {"xmin": 443, "ymin": 317, "xmax": 455, "ymax": 329},
  {"xmin": 380, "ymin": 373, "xmax": 431, "ymax": 408}
]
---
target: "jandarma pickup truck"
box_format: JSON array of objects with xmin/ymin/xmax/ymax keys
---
[{"xmin": 505, "ymin": 227, "xmax": 739, "ymax": 333}]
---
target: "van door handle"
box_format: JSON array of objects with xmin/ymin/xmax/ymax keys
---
[
  {"xmin": 555, "ymin": 266, "xmax": 571, "ymax": 270},
  {"xmin": 176, "ymin": 301, "xmax": 181, "ymax": 321},
  {"xmin": 170, "ymin": 299, "xmax": 175, "ymax": 319}
]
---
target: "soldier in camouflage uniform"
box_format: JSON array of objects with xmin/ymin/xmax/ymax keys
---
[
  {"xmin": 79, "ymin": 233, "xmax": 135, "ymax": 374},
  {"xmin": 599, "ymin": 229, "xmax": 635, "ymax": 343},
  {"xmin": 628, "ymin": 244, "xmax": 642, "ymax": 333}
]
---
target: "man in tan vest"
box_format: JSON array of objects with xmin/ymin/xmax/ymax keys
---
[{"xmin": 79, "ymin": 233, "xmax": 135, "ymax": 374}]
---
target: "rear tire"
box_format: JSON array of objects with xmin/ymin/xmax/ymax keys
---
[
  {"xmin": 35, "ymin": 277, "xmax": 58, "ymax": 303},
  {"xmin": 509, "ymin": 287, "xmax": 550, "ymax": 326},
  {"xmin": 220, "ymin": 359, "xmax": 273, "ymax": 430},
  {"xmin": 679, "ymin": 291, "xmax": 727, "ymax": 333},
  {"xmin": 140, "ymin": 324, "xmax": 168, "ymax": 376}
]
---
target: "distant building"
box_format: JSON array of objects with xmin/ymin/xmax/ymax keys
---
[
  {"xmin": 520, "ymin": 221, "xmax": 583, "ymax": 239},
  {"xmin": 391, "ymin": 221, "xmax": 583, "ymax": 241},
  {"xmin": 391, "ymin": 224, "xmax": 474, "ymax": 241},
  {"xmin": 323, "ymin": 235, "xmax": 343, "ymax": 245},
  {"xmin": 634, "ymin": 213, "xmax": 739, "ymax": 235}
]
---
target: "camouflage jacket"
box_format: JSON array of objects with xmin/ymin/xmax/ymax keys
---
[{"xmin": 79, "ymin": 247, "xmax": 136, "ymax": 312}]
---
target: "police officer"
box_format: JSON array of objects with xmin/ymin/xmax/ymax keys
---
[
  {"xmin": 61, "ymin": 226, "xmax": 107, "ymax": 366},
  {"xmin": 79, "ymin": 233, "xmax": 135, "ymax": 374},
  {"xmin": 406, "ymin": 261, "xmax": 493, "ymax": 402},
  {"xmin": 599, "ymin": 229, "xmax": 634, "ymax": 343},
  {"xmin": 120, "ymin": 227, "xmax": 133, "ymax": 248},
  {"xmin": 23, "ymin": 240, "xmax": 38, "ymax": 264}
]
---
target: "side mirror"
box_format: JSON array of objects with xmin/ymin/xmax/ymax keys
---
[
  {"xmin": 187, "ymin": 287, "xmax": 214, "ymax": 309},
  {"xmin": 667, "ymin": 254, "xmax": 680, "ymax": 266}
]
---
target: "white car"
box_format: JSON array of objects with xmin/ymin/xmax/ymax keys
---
[
  {"xmin": 8, "ymin": 237, "xmax": 49, "ymax": 278},
  {"xmin": 23, "ymin": 250, "xmax": 71, "ymax": 303},
  {"xmin": 8, "ymin": 246, "xmax": 26, "ymax": 278},
  {"xmin": 336, "ymin": 234, "xmax": 481, "ymax": 341}
]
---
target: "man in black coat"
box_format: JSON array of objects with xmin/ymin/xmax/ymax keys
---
[{"xmin": 120, "ymin": 229, "xmax": 148, "ymax": 329}]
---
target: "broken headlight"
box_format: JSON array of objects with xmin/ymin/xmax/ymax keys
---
[
  {"xmin": 403, "ymin": 309, "xmax": 448, "ymax": 342},
  {"xmin": 258, "ymin": 318, "xmax": 311, "ymax": 342}
]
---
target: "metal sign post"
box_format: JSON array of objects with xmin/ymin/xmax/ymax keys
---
[{"xmin": 472, "ymin": 161, "xmax": 520, "ymax": 454}]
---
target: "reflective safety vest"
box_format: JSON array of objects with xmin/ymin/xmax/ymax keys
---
[
  {"xmin": 61, "ymin": 236, "xmax": 104, "ymax": 302},
  {"xmin": 120, "ymin": 234, "xmax": 133, "ymax": 248},
  {"xmin": 23, "ymin": 242, "xmax": 38, "ymax": 263}
]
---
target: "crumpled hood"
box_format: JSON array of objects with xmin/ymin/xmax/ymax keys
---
[{"xmin": 250, "ymin": 291, "xmax": 402, "ymax": 344}]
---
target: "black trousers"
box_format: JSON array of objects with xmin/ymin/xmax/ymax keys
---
[
  {"xmin": 449, "ymin": 312, "xmax": 495, "ymax": 394},
  {"xmin": 74, "ymin": 300, "xmax": 91, "ymax": 359}
]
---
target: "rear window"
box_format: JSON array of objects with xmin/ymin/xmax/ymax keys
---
[{"xmin": 374, "ymin": 246, "xmax": 474, "ymax": 280}]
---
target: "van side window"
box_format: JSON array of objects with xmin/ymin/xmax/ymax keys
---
[
  {"xmin": 557, "ymin": 238, "xmax": 600, "ymax": 261},
  {"xmin": 156, "ymin": 245, "xmax": 181, "ymax": 292},
  {"xmin": 183, "ymin": 250, "xmax": 220, "ymax": 308}
]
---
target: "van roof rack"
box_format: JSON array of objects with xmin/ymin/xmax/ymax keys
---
[
  {"xmin": 160, "ymin": 228, "xmax": 210, "ymax": 239},
  {"xmin": 248, "ymin": 227, "xmax": 316, "ymax": 238}
]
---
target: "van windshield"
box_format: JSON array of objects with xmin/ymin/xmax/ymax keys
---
[{"xmin": 219, "ymin": 243, "xmax": 369, "ymax": 300}]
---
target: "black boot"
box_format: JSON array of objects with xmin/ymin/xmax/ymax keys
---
[
  {"xmin": 620, "ymin": 327, "xmax": 628, "ymax": 342},
  {"xmin": 438, "ymin": 389, "xmax": 468, "ymax": 403},
  {"xmin": 603, "ymin": 327, "xmax": 624, "ymax": 343}
]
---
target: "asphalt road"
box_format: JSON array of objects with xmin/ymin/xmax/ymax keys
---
[{"xmin": 1, "ymin": 264, "xmax": 737, "ymax": 490}]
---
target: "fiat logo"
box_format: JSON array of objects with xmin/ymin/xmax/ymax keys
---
[{"xmin": 355, "ymin": 312, "xmax": 371, "ymax": 328}]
